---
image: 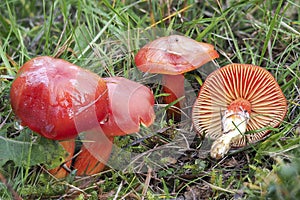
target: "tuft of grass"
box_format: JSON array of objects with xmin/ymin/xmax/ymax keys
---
[{"xmin": 0, "ymin": 0, "xmax": 300, "ymax": 199}]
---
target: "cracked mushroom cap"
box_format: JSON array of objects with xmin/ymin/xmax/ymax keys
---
[
  {"xmin": 135, "ymin": 35, "xmax": 219, "ymax": 75},
  {"xmin": 101, "ymin": 77, "xmax": 155, "ymax": 136},
  {"xmin": 192, "ymin": 63, "xmax": 287, "ymax": 147}
]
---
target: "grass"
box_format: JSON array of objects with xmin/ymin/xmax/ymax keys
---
[{"xmin": 0, "ymin": 0, "xmax": 300, "ymax": 199}]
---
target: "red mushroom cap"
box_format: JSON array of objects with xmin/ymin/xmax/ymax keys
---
[
  {"xmin": 10, "ymin": 56, "xmax": 109, "ymax": 140},
  {"xmin": 192, "ymin": 63, "xmax": 287, "ymax": 147},
  {"xmin": 101, "ymin": 77, "xmax": 155, "ymax": 136},
  {"xmin": 135, "ymin": 35, "xmax": 219, "ymax": 75}
]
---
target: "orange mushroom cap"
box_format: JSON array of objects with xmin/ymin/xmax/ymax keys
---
[
  {"xmin": 101, "ymin": 77, "xmax": 155, "ymax": 136},
  {"xmin": 192, "ymin": 63, "xmax": 287, "ymax": 147},
  {"xmin": 135, "ymin": 35, "xmax": 219, "ymax": 75}
]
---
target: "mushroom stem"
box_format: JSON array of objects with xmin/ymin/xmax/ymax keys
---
[
  {"xmin": 48, "ymin": 139, "xmax": 75, "ymax": 178},
  {"xmin": 74, "ymin": 129, "xmax": 113, "ymax": 176},
  {"xmin": 162, "ymin": 74, "xmax": 185, "ymax": 122},
  {"xmin": 210, "ymin": 104, "xmax": 250, "ymax": 159}
]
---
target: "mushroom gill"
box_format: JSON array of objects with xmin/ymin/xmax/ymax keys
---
[{"xmin": 192, "ymin": 63, "xmax": 287, "ymax": 159}]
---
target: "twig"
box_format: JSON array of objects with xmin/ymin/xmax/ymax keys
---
[{"xmin": 141, "ymin": 167, "xmax": 152, "ymax": 200}]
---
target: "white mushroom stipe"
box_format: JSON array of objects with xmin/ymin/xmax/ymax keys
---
[{"xmin": 210, "ymin": 109, "xmax": 249, "ymax": 159}]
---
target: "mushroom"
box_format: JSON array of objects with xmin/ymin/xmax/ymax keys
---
[
  {"xmin": 65, "ymin": 77, "xmax": 155, "ymax": 176},
  {"xmin": 100, "ymin": 77, "xmax": 156, "ymax": 136},
  {"xmin": 135, "ymin": 35, "xmax": 219, "ymax": 121},
  {"xmin": 10, "ymin": 56, "xmax": 109, "ymax": 140},
  {"xmin": 192, "ymin": 63, "xmax": 287, "ymax": 159}
]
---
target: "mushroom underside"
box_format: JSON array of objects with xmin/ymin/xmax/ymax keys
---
[{"xmin": 192, "ymin": 63, "xmax": 287, "ymax": 148}]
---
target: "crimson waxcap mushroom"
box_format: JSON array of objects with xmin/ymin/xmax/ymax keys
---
[
  {"xmin": 135, "ymin": 35, "xmax": 219, "ymax": 75},
  {"xmin": 73, "ymin": 77, "xmax": 155, "ymax": 176},
  {"xmin": 135, "ymin": 35, "xmax": 219, "ymax": 121},
  {"xmin": 10, "ymin": 56, "xmax": 109, "ymax": 140},
  {"xmin": 192, "ymin": 63, "xmax": 287, "ymax": 159},
  {"xmin": 101, "ymin": 77, "xmax": 155, "ymax": 136}
]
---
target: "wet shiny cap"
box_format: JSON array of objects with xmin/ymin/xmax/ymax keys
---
[
  {"xmin": 10, "ymin": 56, "xmax": 109, "ymax": 140},
  {"xmin": 135, "ymin": 35, "xmax": 219, "ymax": 75}
]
